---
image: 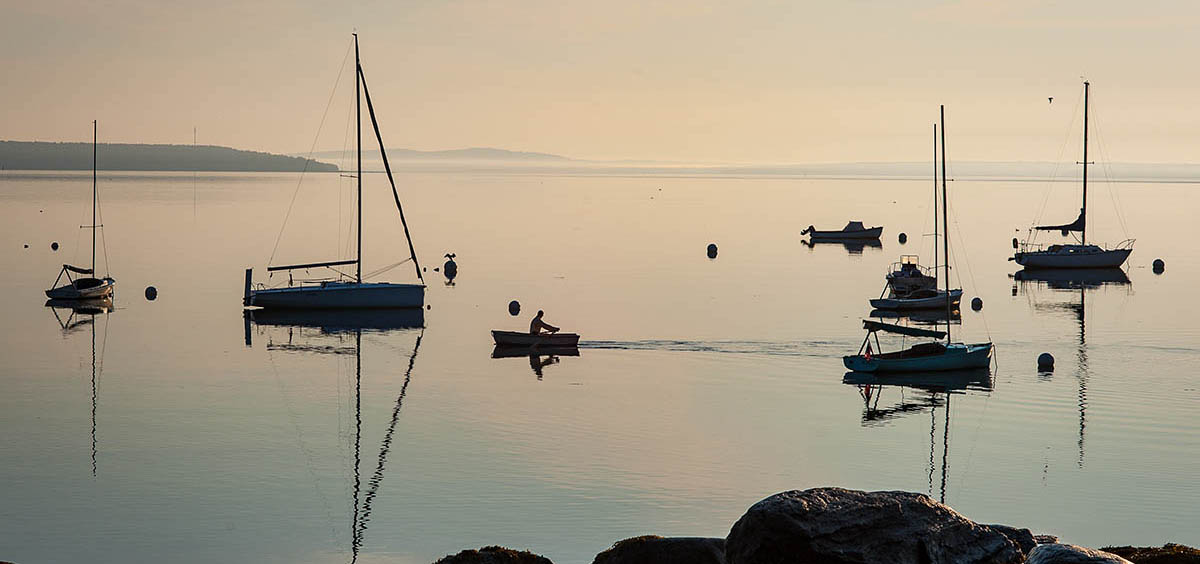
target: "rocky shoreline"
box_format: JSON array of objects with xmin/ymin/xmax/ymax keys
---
[{"xmin": 434, "ymin": 488, "xmax": 1200, "ymax": 564}]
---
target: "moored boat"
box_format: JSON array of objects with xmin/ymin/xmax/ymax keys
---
[
  {"xmin": 47, "ymin": 121, "xmax": 115, "ymax": 301},
  {"xmin": 871, "ymin": 288, "xmax": 962, "ymax": 311},
  {"xmin": 802, "ymin": 221, "xmax": 883, "ymax": 240}
]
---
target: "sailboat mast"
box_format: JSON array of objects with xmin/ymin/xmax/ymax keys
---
[
  {"xmin": 1081, "ymin": 81, "xmax": 1089, "ymax": 246},
  {"xmin": 939, "ymin": 105, "xmax": 951, "ymax": 342},
  {"xmin": 92, "ymin": 120, "xmax": 97, "ymax": 272},
  {"xmin": 932, "ymin": 123, "xmax": 939, "ymax": 289},
  {"xmin": 355, "ymin": 33, "xmax": 363, "ymax": 284}
]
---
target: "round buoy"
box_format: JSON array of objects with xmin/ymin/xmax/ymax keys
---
[
  {"xmin": 706, "ymin": 243, "xmax": 718, "ymax": 259},
  {"xmin": 898, "ymin": 233, "xmax": 908, "ymax": 244},
  {"xmin": 971, "ymin": 297, "xmax": 983, "ymax": 311},
  {"xmin": 51, "ymin": 241, "xmax": 59, "ymax": 251},
  {"xmin": 144, "ymin": 286, "xmax": 157, "ymax": 301},
  {"xmin": 508, "ymin": 300, "xmax": 521, "ymax": 316},
  {"xmin": 1012, "ymin": 237, "xmax": 1019, "ymax": 250},
  {"xmin": 1037, "ymin": 353, "xmax": 1055, "ymax": 370},
  {"xmin": 427, "ymin": 304, "xmax": 432, "ymax": 310},
  {"xmin": 1153, "ymin": 258, "xmax": 1165, "ymax": 274},
  {"xmin": 23, "ymin": 244, "xmax": 29, "ymax": 249}
]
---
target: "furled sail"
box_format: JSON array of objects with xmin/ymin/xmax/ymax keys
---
[
  {"xmin": 63, "ymin": 264, "xmax": 94, "ymax": 275},
  {"xmin": 861, "ymin": 320, "xmax": 946, "ymax": 339},
  {"xmin": 1035, "ymin": 208, "xmax": 1085, "ymax": 232}
]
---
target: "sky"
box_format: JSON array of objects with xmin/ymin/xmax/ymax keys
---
[{"xmin": 3, "ymin": 0, "xmax": 1198, "ymax": 163}]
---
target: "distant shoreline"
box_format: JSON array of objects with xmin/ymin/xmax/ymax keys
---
[{"xmin": 0, "ymin": 140, "xmax": 337, "ymax": 173}]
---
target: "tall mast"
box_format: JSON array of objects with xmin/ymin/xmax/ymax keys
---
[
  {"xmin": 355, "ymin": 34, "xmax": 363, "ymax": 284},
  {"xmin": 1081, "ymin": 81, "xmax": 1089, "ymax": 246},
  {"xmin": 932, "ymin": 123, "xmax": 938, "ymax": 288},
  {"xmin": 92, "ymin": 120, "xmax": 97, "ymax": 272},
  {"xmin": 939, "ymin": 105, "xmax": 951, "ymax": 343}
]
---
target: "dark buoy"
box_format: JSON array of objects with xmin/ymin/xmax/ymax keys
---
[
  {"xmin": 898, "ymin": 232, "xmax": 907, "ymax": 244},
  {"xmin": 508, "ymin": 300, "xmax": 521, "ymax": 316},
  {"xmin": 427, "ymin": 304, "xmax": 431, "ymax": 310},
  {"xmin": 23, "ymin": 244, "xmax": 29, "ymax": 249},
  {"xmin": 1012, "ymin": 237, "xmax": 1019, "ymax": 250},
  {"xmin": 1037, "ymin": 353, "xmax": 1054, "ymax": 370},
  {"xmin": 145, "ymin": 286, "xmax": 157, "ymax": 301},
  {"xmin": 443, "ymin": 253, "xmax": 458, "ymax": 280},
  {"xmin": 971, "ymin": 297, "xmax": 983, "ymax": 311},
  {"xmin": 51, "ymin": 241, "xmax": 59, "ymax": 251},
  {"xmin": 1153, "ymin": 258, "xmax": 1165, "ymax": 274},
  {"xmin": 706, "ymin": 243, "xmax": 718, "ymax": 259}
]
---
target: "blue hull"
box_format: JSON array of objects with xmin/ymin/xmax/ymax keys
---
[
  {"xmin": 246, "ymin": 282, "xmax": 424, "ymax": 309},
  {"xmin": 843, "ymin": 342, "xmax": 992, "ymax": 373}
]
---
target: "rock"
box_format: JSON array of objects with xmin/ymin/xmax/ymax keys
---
[
  {"xmin": 434, "ymin": 545, "xmax": 554, "ymax": 564},
  {"xmin": 593, "ymin": 535, "xmax": 725, "ymax": 564},
  {"xmin": 724, "ymin": 487, "xmax": 1030, "ymax": 564},
  {"xmin": 1102, "ymin": 544, "xmax": 1200, "ymax": 564},
  {"xmin": 985, "ymin": 524, "xmax": 1037, "ymax": 555},
  {"xmin": 1026, "ymin": 543, "xmax": 1132, "ymax": 563},
  {"xmin": 1036, "ymin": 535, "xmax": 1061, "ymax": 545}
]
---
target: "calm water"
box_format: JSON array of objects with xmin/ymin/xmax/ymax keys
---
[{"xmin": 1, "ymin": 169, "xmax": 1197, "ymax": 564}]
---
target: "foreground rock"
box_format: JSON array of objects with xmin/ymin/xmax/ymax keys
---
[
  {"xmin": 1103, "ymin": 544, "xmax": 1200, "ymax": 564},
  {"xmin": 434, "ymin": 546, "xmax": 553, "ymax": 564},
  {"xmin": 725, "ymin": 487, "xmax": 1033, "ymax": 564},
  {"xmin": 1026, "ymin": 544, "xmax": 1131, "ymax": 563},
  {"xmin": 592, "ymin": 535, "xmax": 725, "ymax": 564}
]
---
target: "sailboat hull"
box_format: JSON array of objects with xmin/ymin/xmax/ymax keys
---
[
  {"xmin": 870, "ymin": 289, "xmax": 962, "ymax": 310},
  {"xmin": 843, "ymin": 342, "xmax": 993, "ymax": 373},
  {"xmin": 1014, "ymin": 247, "xmax": 1131, "ymax": 269},
  {"xmin": 246, "ymin": 282, "xmax": 424, "ymax": 309},
  {"xmin": 46, "ymin": 278, "xmax": 115, "ymax": 300}
]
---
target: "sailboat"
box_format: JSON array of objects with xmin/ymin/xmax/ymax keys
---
[
  {"xmin": 244, "ymin": 34, "xmax": 425, "ymax": 309},
  {"xmin": 871, "ymin": 122, "xmax": 961, "ymax": 310},
  {"xmin": 845, "ymin": 106, "xmax": 994, "ymax": 373},
  {"xmin": 1012, "ymin": 81, "xmax": 1134, "ymax": 269},
  {"xmin": 47, "ymin": 121, "xmax": 116, "ymax": 300}
]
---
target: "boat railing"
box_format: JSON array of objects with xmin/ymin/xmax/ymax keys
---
[{"xmin": 886, "ymin": 261, "xmax": 935, "ymax": 277}]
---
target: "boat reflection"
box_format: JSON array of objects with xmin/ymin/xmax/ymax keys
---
[
  {"xmin": 1013, "ymin": 267, "xmax": 1130, "ymax": 468},
  {"xmin": 47, "ymin": 298, "xmax": 113, "ymax": 476},
  {"xmin": 869, "ymin": 307, "xmax": 960, "ymax": 326},
  {"xmin": 492, "ymin": 345, "xmax": 580, "ymax": 379},
  {"xmin": 843, "ymin": 368, "xmax": 992, "ymax": 503},
  {"xmin": 243, "ymin": 308, "xmax": 422, "ymax": 563},
  {"xmin": 801, "ymin": 237, "xmax": 883, "ymax": 255}
]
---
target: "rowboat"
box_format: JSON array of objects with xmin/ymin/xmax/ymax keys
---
[
  {"xmin": 801, "ymin": 221, "xmax": 882, "ymax": 240},
  {"xmin": 492, "ymin": 330, "xmax": 580, "ymax": 347}
]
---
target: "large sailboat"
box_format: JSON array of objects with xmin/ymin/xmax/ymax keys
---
[
  {"xmin": 46, "ymin": 121, "xmax": 116, "ymax": 301},
  {"xmin": 844, "ymin": 106, "xmax": 993, "ymax": 373},
  {"xmin": 244, "ymin": 34, "xmax": 425, "ymax": 309},
  {"xmin": 1012, "ymin": 81, "xmax": 1134, "ymax": 269}
]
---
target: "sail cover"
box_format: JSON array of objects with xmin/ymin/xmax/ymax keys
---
[
  {"xmin": 1035, "ymin": 208, "xmax": 1085, "ymax": 232},
  {"xmin": 862, "ymin": 319, "xmax": 946, "ymax": 339},
  {"xmin": 63, "ymin": 264, "xmax": 93, "ymax": 275}
]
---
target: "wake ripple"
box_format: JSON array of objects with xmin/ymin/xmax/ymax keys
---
[{"xmin": 578, "ymin": 339, "xmax": 846, "ymax": 358}]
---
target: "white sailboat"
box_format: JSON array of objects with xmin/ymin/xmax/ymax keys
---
[
  {"xmin": 1013, "ymin": 81, "xmax": 1134, "ymax": 269},
  {"xmin": 244, "ymin": 34, "xmax": 425, "ymax": 309},
  {"xmin": 47, "ymin": 120, "xmax": 116, "ymax": 301}
]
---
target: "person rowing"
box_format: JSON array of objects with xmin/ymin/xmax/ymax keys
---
[{"xmin": 529, "ymin": 310, "xmax": 560, "ymax": 335}]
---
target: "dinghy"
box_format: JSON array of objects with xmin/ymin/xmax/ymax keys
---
[
  {"xmin": 492, "ymin": 330, "xmax": 580, "ymax": 347},
  {"xmin": 46, "ymin": 121, "xmax": 115, "ymax": 301},
  {"xmin": 801, "ymin": 221, "xmax": 883, "ymax": 240},
  {"xmin": 1013, "ymin": 81, "xmax": 1134, "ymax": 269},
  {"xmin": 244, "ymin": 34, "xmax": 425, "ymax": 310}
]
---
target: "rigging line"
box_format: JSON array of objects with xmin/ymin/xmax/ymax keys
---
[
  {"xmin": 363, "ymin": 258, "xmax": 411, "ymax": 280},
  {"xmin": 1030, "ymin": 87, "xmax": 1085, "ymax": 241},
  {"xmin": 1089, "ymin": 94, "xmax": 1132, "ymax": 239},
  {"xmin": 267, "ymin": 39, "xmax": 354, "ymax": 266},
  {"xmin": 947, "ymin": 201, "xmax": 993, "ymax": 341},
  {"xmin": 339, "ymin": 93, "xmax": 355, "ymax": 261},
  {"xmin": 95, "ymin": 178, "xmax": 111, "ymax": 277},
  {"xmin": 357, "ymin": 64, "xmax": 425, "ymax": 284},
  {"xmin": 356, "ymin": 330, "xmax": 424, "ymax": 542}
]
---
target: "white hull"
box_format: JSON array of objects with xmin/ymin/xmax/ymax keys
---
[
  {"xmin": 1014, "ymin": 248, "xmax": 1131, "ymax": 269},
  {"xmin": 870, "ymin": 289, "xmax": 962, "ymax": 310},
  {"xmin": 46, "ymin": 278, "xmax": 115, "ymax": 300},
  {"xmin": 246, "ymin": 282, "xmax": 424, "ymax": 309}
]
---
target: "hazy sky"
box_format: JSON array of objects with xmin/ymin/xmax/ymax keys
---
[{"xmin": 4, "ymin": 0, "xmax": 1198, "ymax": 163}]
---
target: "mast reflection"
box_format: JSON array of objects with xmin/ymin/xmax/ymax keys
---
[{"xmin": 47, "ymin": 297, "xmax": 113, "ymax": 476}]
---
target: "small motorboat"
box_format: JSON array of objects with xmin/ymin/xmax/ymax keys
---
[
  {"xmin": 492, "ymin": 330, "xmax": 580, "ymax": 347},
  {"xmin": 801, "ymin": 221, "xmax": 883, "ymax": 240},
  {"xmin": 885, "ymin": 255, "xmax": 938, "ymax": 297},
  {"xmin": 870, "ymin": 288, "xmax": 962, "ymax": 311}
]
